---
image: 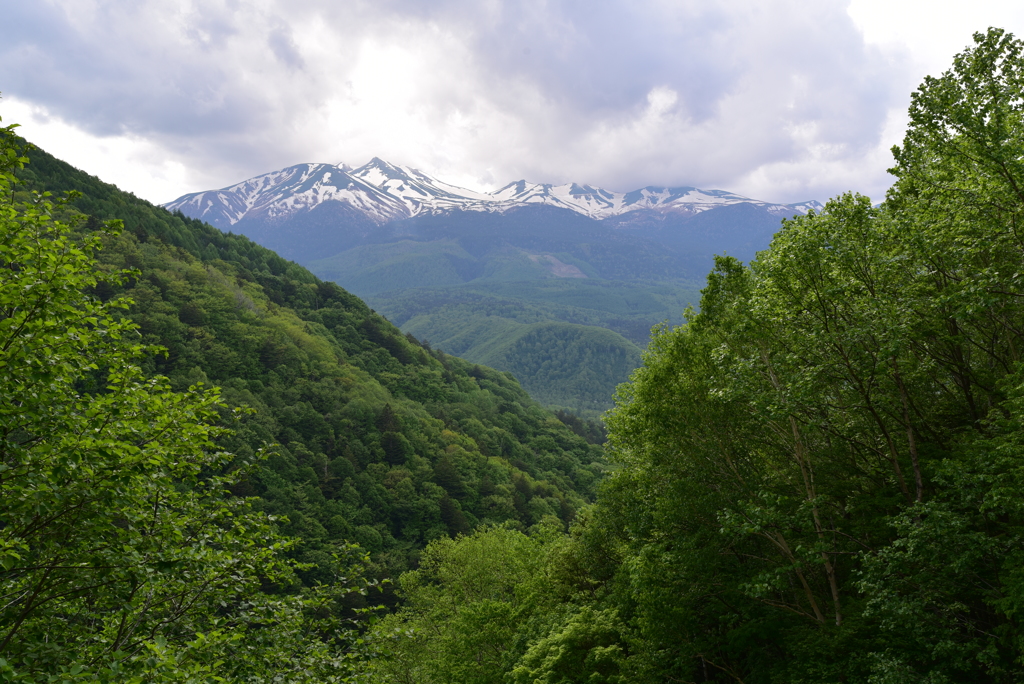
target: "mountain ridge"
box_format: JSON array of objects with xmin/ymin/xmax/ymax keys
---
[{"xmin": 164, "ymin": 159, "xmax": 823, "ymax": 227}]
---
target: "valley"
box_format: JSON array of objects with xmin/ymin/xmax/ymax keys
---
[{"xmin": 167, "ymin": 160, "xmax": 818, "ymax": 415}]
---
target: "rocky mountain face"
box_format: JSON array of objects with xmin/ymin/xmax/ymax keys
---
[{"xmin": 165, "ymin": 158, "xmax": 822, "ymax": 228}]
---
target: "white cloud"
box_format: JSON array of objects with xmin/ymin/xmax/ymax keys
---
[
  {"xmin": 839, "ymin": 0, "xmax": 1024, "ymax": 203},
  {"xmin": 2, "ymin": 96, "xmax": 193, "ymax": 202},
  {"xmin": 1, "ymin": 0, "xmax": 1018, "ymax": 205},
  {"xmin": 847, "ymin": 0, "xmax": 1024, "ymax": 78}
]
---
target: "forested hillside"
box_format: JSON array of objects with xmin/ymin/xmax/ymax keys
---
[
  {"xmin": 359, "ymin": 279, "xmax": 697, "ymax": 416},
  {"xmin": 306, "ymin": 210, "xmax": 704, "ymax": 415},
  {"xmin": 364, "ymin": 29, "xmax": 1024, "ymax": 683},
  {"xmin": 373, "ymin": 279, "xmax": 697, "ymax": 348},
  {"xmin": 0, "ymin": 115, "xmax": 607, "ymax": 679},
  {"xmin": 16, "ymin": 138, "xmax": 606, "ymax": 574}
]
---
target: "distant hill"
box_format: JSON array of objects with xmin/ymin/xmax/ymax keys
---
[{"xmin": 397, "ymin": 309, "xmax": 643, "ymax": 414}]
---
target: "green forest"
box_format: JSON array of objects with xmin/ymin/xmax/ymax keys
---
[
  {"xmin": 4, "ymin": 26, "xmax": 1024, "ymax": 684},
  {"xmin": 365, "ymin": 280, "xmax": 699, "ymax": 417},
  {"xmin": 311, "ymin": 238, "xmax": 701, "ymax": 417}
]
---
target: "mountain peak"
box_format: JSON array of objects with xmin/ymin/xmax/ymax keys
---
[
  {"xmin": 351, "ymin": 157, "xmax": 418, "ymax": 186},
  {"xmin": 365, "ymin": 156, "xmax": 394, "ymax": 169},
  {"xmin": 165, "ymin": 162, "xmax": 822, "ymax": 227}
]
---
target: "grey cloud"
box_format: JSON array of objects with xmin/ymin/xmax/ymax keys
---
[
  {"xmin": 267, "ymin": 22, "xmax": 305, "ymax": 70},
  {"xmin": 2, "ymin": 3, "xmax": 261, "ymax": 136},
  {"xmin": 0, "ymin": 0, "xmax": 914, "ymax": 203},
  {"xmin": 348, "ymin": 0, "xmax": 742, "ymax": 117},
  {"xmin": 404, "ymin": 0, "xmax": 902, "ymax": 198}
]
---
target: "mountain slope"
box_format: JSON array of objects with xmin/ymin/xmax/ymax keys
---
[
  {"xmin": 166, "ymin": 162, "xmax": 406, "ymax": 228},
  {"xmin": 308, "ymin": 205, "xmax": 705, "ymax": 285},
  {"xmin": 400, "ymin": 316, "xmax": 643, "ymax": 413}
]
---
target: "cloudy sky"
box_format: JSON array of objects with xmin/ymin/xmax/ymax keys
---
[{"xmin": 1, "ymin": 0, "xmax": 1023, "ymax": 206}]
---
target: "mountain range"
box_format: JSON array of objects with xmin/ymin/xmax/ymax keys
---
[
  {"xmin": 166, "ymin": 157, "xmax": 821, "ymax": 227},
  {"xmin": 165, "ymin": 160, "xmax": 822, "ymax": 416}
]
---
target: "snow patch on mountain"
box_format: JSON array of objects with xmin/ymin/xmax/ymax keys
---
[
  {"xmin": 164, "ymin": 159, "xmax": 824, "ymax": 228},
  {"xmin": 528, "ymin": 254, "xmax": 588, "ymax": 278}
]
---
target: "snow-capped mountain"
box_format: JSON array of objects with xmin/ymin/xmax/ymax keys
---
[
  {"xmin": 486, "ymin": 181, "xmax": 822, "ymax": 219},
  {"xmin": 350, "ymin": 157, "xmax": 494, "ymax": 214},
  {"xmin": 164, "ymin": 162, "xmax": 407, "ymax": 230},
  {"xmin": 164, "ymin": 159, "xmax": 822, "ymax": 228}
]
